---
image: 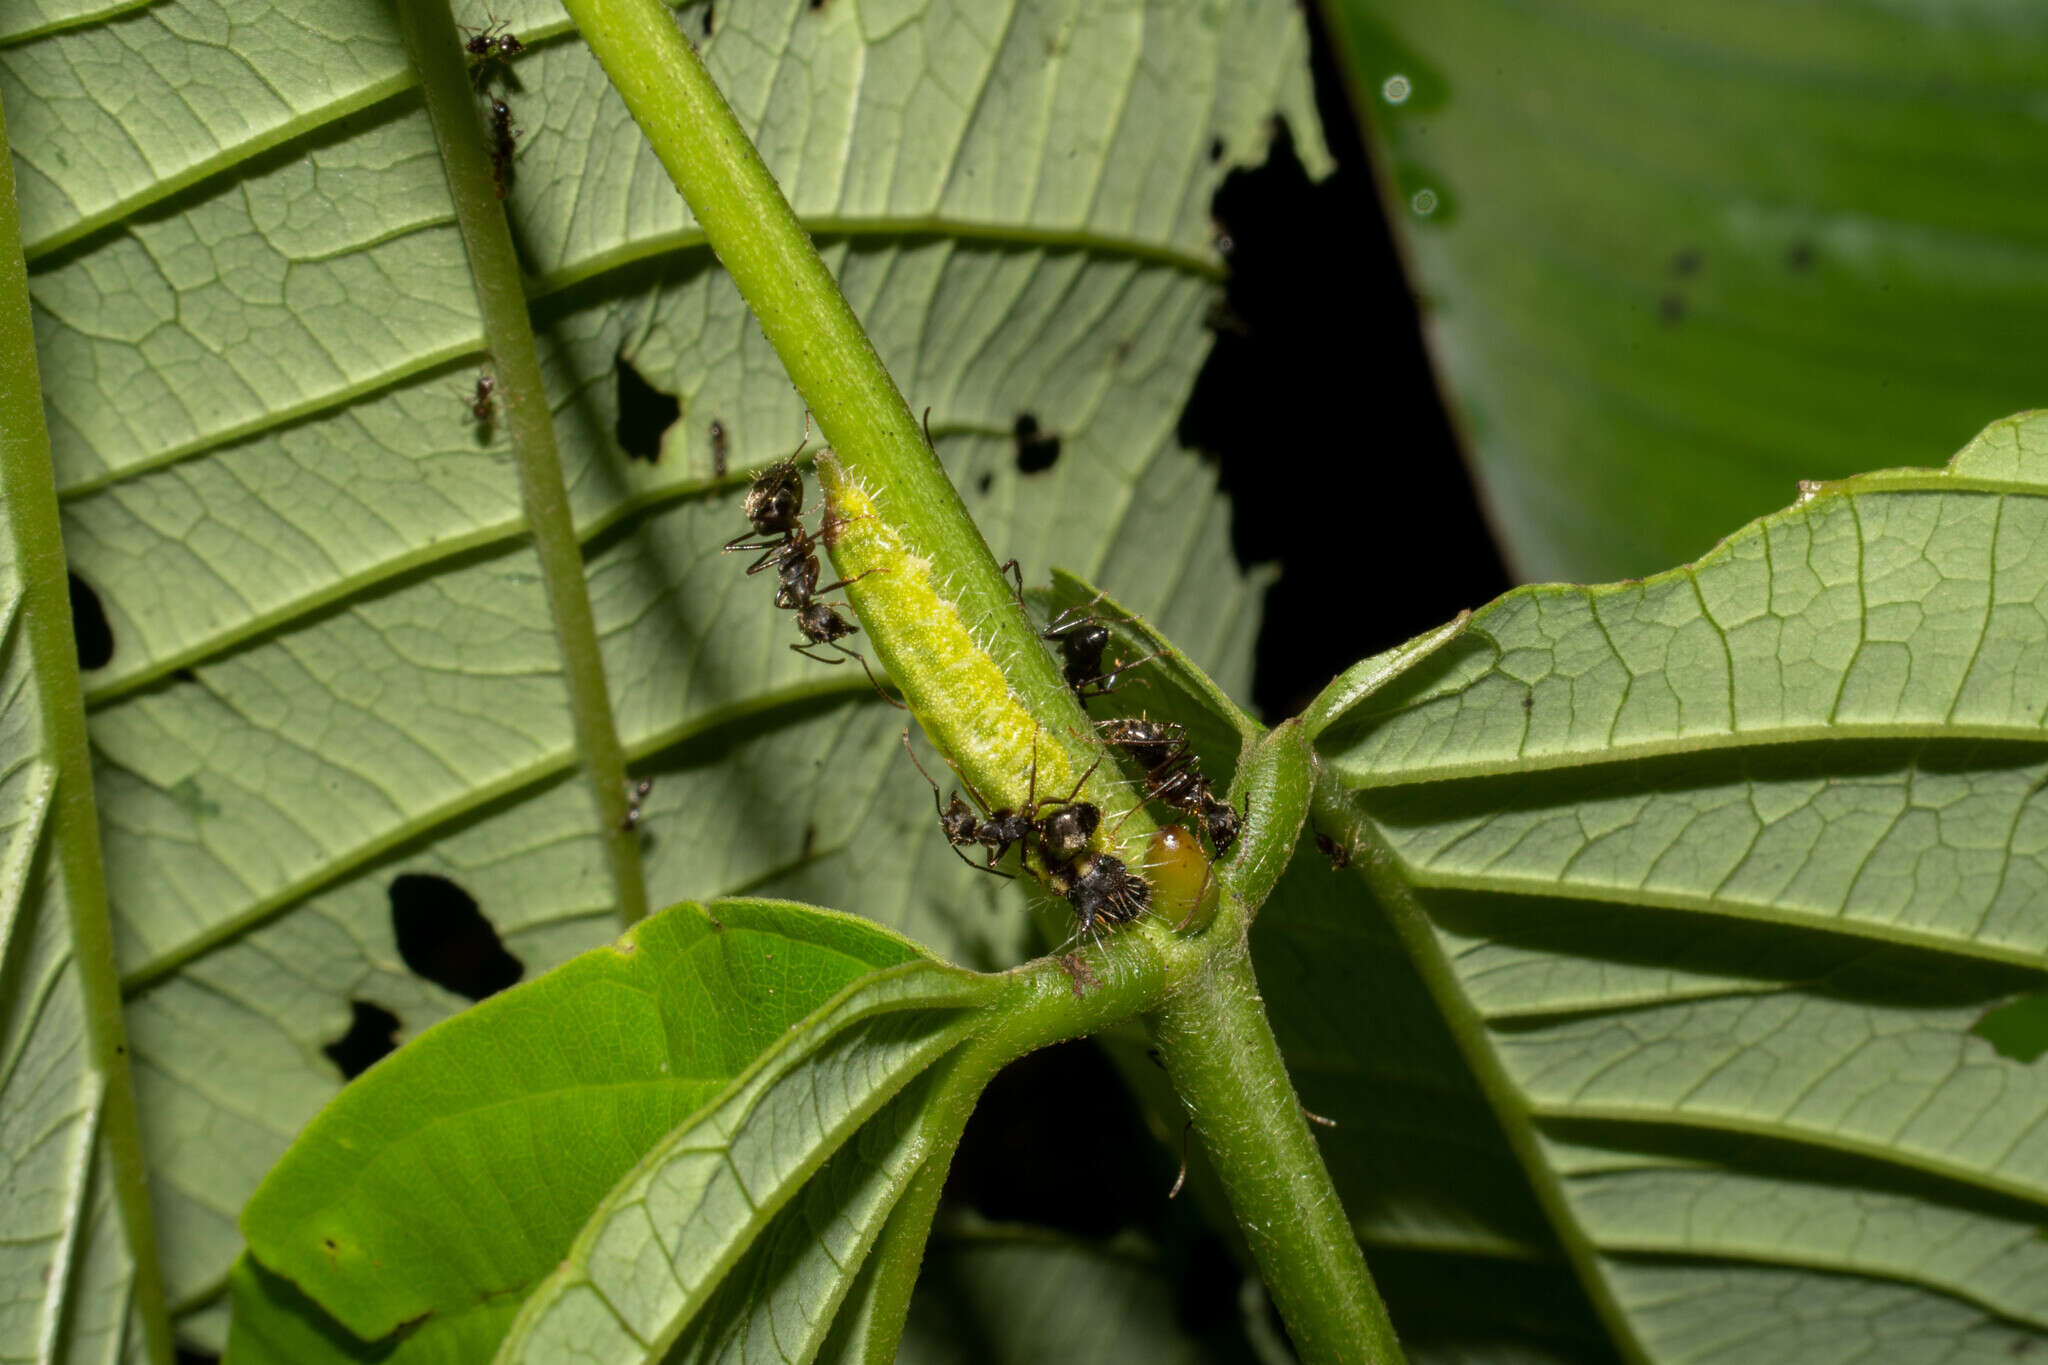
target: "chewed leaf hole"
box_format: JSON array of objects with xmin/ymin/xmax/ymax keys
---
[
  {"xmin": 1973, "ymin": 992, "xmax": 2048, "ymax": 1063},
  {"xmin": 389, "ymin": 873, "xmax": 523, "ymax": 1001},
  {"xmin": 69, "ymin": 572, "xmax": 113, "ymax": 669},
  {"xmin": 322, "ymin": 999, "xmax": 401, "ymax": 1080},
  {"xmin": 615, "ymin": 352, "xmax": 680, "ymax": 463},
  {"xmin": 1013, "ymin": 413, "xmax": 1060, "ymax": 474}
]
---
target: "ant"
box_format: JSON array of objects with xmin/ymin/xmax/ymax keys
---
[
  {"xmin": 723, "ymin": 436, "xmax": 810, "ymax": 556},
  {"xmin": 1097, "ymin": 716, "xmax": 1243, "ymax": 856},
  {"xmin": 487, "ymin": 97, "xmax": 519, "ymax": 199},
  {"xmin": 900, "ymin": 730, "xmax": 1102, "ymax": 877},
  {"xmin": 462, "ymin": 16, "xmax": 525, "ymax": 89},
  {"xmin": 464, "ymin": 371, "xmax": 497, "ymax": 429},
  {"xmin": 1001, "ymin": 562, "xmax": 1158, "ymax": 700},
  {"xmin": 709, "ymin": 418, "xmax": 728, "ymax": 477},
  {"xmin": 620, "ymin": 777, "xmax": 652, "ymax": 833}
]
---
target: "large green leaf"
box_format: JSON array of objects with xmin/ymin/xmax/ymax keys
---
[
  {"xmin": 227, "ymin": 898, "xmax": 983, "ymax": 1362},
  {"xmin": 0, "ymin": 1, "xmax": 1329, "ymax": 1351},
  {"xmin": 1324, "ymin": 0, "xmax": 2048, "ymax": 583},
  {"xmin": 1302, "ymin": 411, "xmax": 2048, "ymax": 1358}
]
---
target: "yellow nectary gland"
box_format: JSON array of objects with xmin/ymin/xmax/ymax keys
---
[{"xmin": 1148, "ymin": 823, "xmax": 1218, "ymax": 933}]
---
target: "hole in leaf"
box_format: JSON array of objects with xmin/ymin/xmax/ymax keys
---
[
  {"xmin": 976, "ymin": 471, "xmax": 994, "ymax": 496},
  {"xmin": 1208, "ymin": 135, "xmax": 1226, "ymax": 163},
  {"xmin": 69, "ymin": 573, "xmax": 113, "ymax": 669},
  {"xmin": 614, "ymin": 353, "xmax": 680, "ymax": 463},
  {"xmin": 176, "ymin": 1348, "xmax": 220, "ymax": 1365},
  {"xmin": 1974, "ymin": 992, "xmax": 2048, "ymax": 1063},
  {"xmin": 1181, "ymin": 91, "xmax": 1507, "ymax": 716},
  {"xmin": 702, "ymin": 2, "xmax": 715, "ymax": 36},
  {"xmin": 172, "ymin": 667, "xmax": 199, "ymax": 685},
  {"xmin": 389, "ymin": 873, "xmax": 523, "ymax": 1001},
  {"xmin": 322, "ymin": 999, "xmax": 401, "ymax": 1080},
  {"xmin": 1012, "ymin": 414, "xmax": 1060, "ymax": 474}
]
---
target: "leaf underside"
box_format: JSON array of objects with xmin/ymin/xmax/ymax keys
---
[
  {"xmin": 0, "ymin": 0, "xmax": 1328, "ymax": 1351},
  {"xmin": 1327, "ymin": 0, "xmax": 2048, "ymax": 584},
  {"xmin": 1302, "ymin": 412, "xmax": 2048, "ymax": 1361}
]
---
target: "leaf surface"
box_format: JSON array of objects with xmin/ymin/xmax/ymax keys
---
[
  {"xmin": 1325, "ymin": 0, "xmax": 2048, "ymax": 582},
  {"xmin": 0, "ymin": 1, "xmax": 1328, "ymax": 1347},
  {"xmin": 232, "ymin": 898, "xmax": 978, "ymax": 1357},
  {"xmin": 1303, "ymin": 411, "xmax": 2048, "ymax": 1358}
]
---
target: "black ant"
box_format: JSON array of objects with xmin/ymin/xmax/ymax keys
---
[
  {"xmin": 1001, "ymin": 562, "xmax": 1158, "ymax": 700},
  {"xmin": 620, "ymin": 778, "xmax": 652, "ymax": 833},
  {"xmin": 462, "ymin": 16, "xmax": 524, "ymax": 89},
  {"xmin": 900, "ymin": 730, "xmax": 1101, "ymax": 877},
  {"xmin": 723, "ymin": 440, "xmax": 809, "ymax": 555},
  {"xmin": 464, "ymin": 371, "xmax": 497, "ymax": 429},
  {"xmin": 1097, "ymin": 716, "xmax": 1243, "ymax": 856},
  {"xmin": 487, "ymin": 98, "xmax": 519, "ymax": 199},
  {"xmin": 709, "ymin": 418, "xmax": 728, "ymax": 477}
]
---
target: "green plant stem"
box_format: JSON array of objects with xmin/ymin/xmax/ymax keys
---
[
  {"xmin": 559, "ymin": 0, "xmax": 1096, "ymax": 783},
  {"xmin": 0, "ymin": 95, "xmax": 174, "ymax": 1365},
  {"xmin": 1150, "ymin": 948, "xmax": 1398, "ymax": 1363},
  {"xmin": 394, "ymin": 0, "xmax": 647, "ymax": 926},
  {"xmin": 1307, "ymin": 776, "xmax": 1645, "ymax": 1364},
  {"xmin": 563, "ymin": 6, "xmax": 1400, "ymax": 1355}
]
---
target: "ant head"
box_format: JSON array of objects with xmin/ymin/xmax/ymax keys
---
[
  {"xmin": 743, "ymin": 459, "xmax": 804, "ymax": 532},
  {"xmin": 939, "ymin": 798, "xmax": 978, "ymax": 844},
  {"xmin": 1040, "ymin": 803, "xmax": 1098, "ymax": 862},
  {"xmin": 465, "ymin": 33, "xmax": 494, "ymax": 55},
  {"xmin": 497, "ymin": 33, "xmax": 525, "ymax": 56},
  {"xmin": 1072, "ymin": 622, "xmax": 1110, "ymax": 656}
]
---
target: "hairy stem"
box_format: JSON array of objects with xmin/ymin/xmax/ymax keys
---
[
  {"xmin": 0, "ymin": 93, "xmax": 174, "ymax": 1365},
  {"xmin": 395, "ymin": 0, "xmax": 648, "ymax": 926}
]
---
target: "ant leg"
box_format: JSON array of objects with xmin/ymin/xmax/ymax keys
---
[
  {"xmin": 1078, "ymin": 650, "xmax": 1165, "ymax": 698},
  {"xmin": 922, "ymin": 405, "xmax": 936, "ymax": 452},
  {"xmin": 833, "ymin": 641, "xmax": 907, "ymax": 710},
  {"xmin": 807, "ymin": 568, "xmax": 874, "ymax": 597},
  {"xmin": 724, "ymin": 529, "xmax": 791, "ymax": 554},
  {"xmin": 900, "ymin": 729, "xmax": 949, "ymax": 817},
  {"xmin": 1055, "ymin": 754, "xmax": 1102, "ymax": 808},
  {"xmin": 998, "ymin": 559, "xmax": 1028, "ymax": 610},
  {"xmin": 790, "ymin": 642, "xmax": 846, "ymax": 665},
  {"xmin": 1040, "ymin": 593, "xmax": 1110, "ymax": 640}
]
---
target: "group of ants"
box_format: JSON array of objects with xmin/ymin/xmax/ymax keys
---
[
  {"xmin": 722, "ymin": 424, "xmax": 1246, "ymax": 959},
  {"xmin": 450, "ymin": 19, "xmax": 1248, "ymax": 958}
]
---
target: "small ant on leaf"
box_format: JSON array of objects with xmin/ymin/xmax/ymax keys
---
[
  {"xmin": 709, "ymin": 418, "xmax": 728, "ymax": 477},
  {"xmin": 620, "ymin": 778, "xmax": 652, "ymax": 833},
  {"xmin": 1098, "ymin": 715, "xmax": 1244, "ymax": 856},
  {"xmin": 486, "ymin": 97, "xmax": 519, "ymax": 199},
  {"xmin": 462, "ymin": 16, "xmax": 525, "ymax": 90}
]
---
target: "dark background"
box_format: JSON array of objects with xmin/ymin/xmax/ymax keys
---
[{"xmin": 1188, "ymin": 9, "xmax": 1510, "ymax": 721}]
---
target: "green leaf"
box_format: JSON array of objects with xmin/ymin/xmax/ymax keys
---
[
  {"xmin": 1302, "ymin": 411, "xmax": 2048, "ymax": 1357},
  {"xmin": 1324, "ymin": 0, "xmax": 2048, "ymax": 583},
  {"xmin": 0, "ymin": 1, "xmax": 1328, "ymax": 1342},
  {"xmin": 234, "ymin": 898, "xmax": 971, "ymax": 1355},
  {"xmin": 0, "ymin": 94, "xmax": 170, "ymax": 1362}
]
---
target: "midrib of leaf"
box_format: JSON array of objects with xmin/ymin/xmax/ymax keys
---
[
  {"xmin": 400, "ymin": 0, "xmax": 648, "ymax": 927},
  {"xmin": 1316, "ymin": 781, "xmax": 1651, "ymax": 1364},
  {"xmin": 0, "ymin": 92, "xmax": 172, "ymax": 1364}
]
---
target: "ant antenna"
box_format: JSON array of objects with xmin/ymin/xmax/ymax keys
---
[
  {"xmin": 1168, "ymin": 1119, "xmax": 1193, "ymax": 1199},
  {"xmin": 921, "ymin": 405, "xmax": 935, "ymax": 452}
]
